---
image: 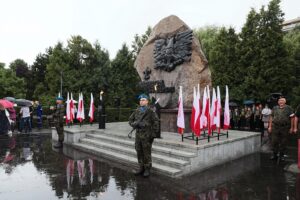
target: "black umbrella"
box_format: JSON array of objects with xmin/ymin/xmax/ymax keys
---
[
  {"xmin": 229, "ymin": 102, "xmax": 238, "ymax": 107},
  {"xmin": 15, "ymin": 99, "xmax": 33, "ymax": 107},
  {"xmin": 243, "ymin": 100, "xmax": 255, "ymax": 105}
]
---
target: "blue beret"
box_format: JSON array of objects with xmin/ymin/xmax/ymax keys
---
[
  {"xmin": 56, "ymin": 96, "xmax": 64, "ymax": 100},
  {"xmin": 138, "ymin": 94, "xmax": 149, "ymax": 100}
]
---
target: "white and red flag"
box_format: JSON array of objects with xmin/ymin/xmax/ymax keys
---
[
  {"xmin": 223, "ymin": 85, "xmax": 230, "ymax": 130},
  {"xmin": 66, "ymin": 92, "xmax": 71, "ymax": 124},
  {"xmin": 190, "ymin": 87, "xmax": 196, "ymax": 132},
  {"xmin": 200, "ymin": 86, "xmax": 207, "ymax": 129},
  {"xmin": 77, "ymin": 93, "xmax": 85, "ymax": 123},
  {"xmin": 216, "ymin": 86, "xmax": 222, "ymax": 133},
  {"xmin": 194, "ymin": 84, "xmax": 201, "ymax": 137},
  {"xmin": 210, "ymin": 88, "xmax": 217, "ymax": 131},
  {"xmin": 206, "ymin": 86, "xmax": 211, "ymax": 135},
  {"xmin": 88, "ymin": 93, "xmax": 95, "ymax": 123},
  {"xmin": 70, "ymin": 93, "xmax": 75, "ymax": 122},
  {"xmin": 177, "ymin": 86, "xmax": 185, "ymax": 134}
]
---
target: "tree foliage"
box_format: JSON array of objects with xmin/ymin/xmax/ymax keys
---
[
  {"xmin": 131, "ymin": 26, "xmax": 152, "ymax": 59},
  {"xmin": 0, "ymin": 67, "xmax": 25, "ymax": 98},
  {"xmin": 194, "ymin": 26, "xmax": 220, "ymax": 61},
  {"xmin": 110, "ymin": 43, "xmax": 140, "ymax": 107}
]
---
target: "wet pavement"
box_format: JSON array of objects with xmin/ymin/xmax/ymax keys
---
[{"xmin": 0, "ymin": 132, "xmax": 299, "ymax": 200}]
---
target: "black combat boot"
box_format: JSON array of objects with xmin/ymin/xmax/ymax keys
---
[
  {"xmin": 270, "ymin": 152, "xmax": 278, "ymax": 160},
  {"xmin": 143, "ymin": 168, "xmax": 150, "ymax": 178},
  {"xmin": 134, "ymin": 167, "xmax": 144, "ymax": 176},
  {"xmin": 54, "ymin": 141, "xmax": 63, "ymax": 148}
]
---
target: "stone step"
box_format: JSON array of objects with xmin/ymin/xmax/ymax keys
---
[
  {"xmin": 80, "ymin": 138, "xmax": 190, "ymax": 169},
  {"xmin": 90, "ymin": 130, "xmax": 198, "ymax": 153},
  {"xmin": 72, "ymin": 142, "xmax": 182, "ymax": 177},
  {"xmin": 86, "ymin": 133, "xmax": 196, "ymax": 160}
]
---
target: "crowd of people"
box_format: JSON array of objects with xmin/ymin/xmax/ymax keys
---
[
  {"xmin": 0, "ymin": 101, "xmax": 43, "ymax": 136},
  {"xmin": 229, "ymin": 104, "xmax": 272, "ymax": 133}
]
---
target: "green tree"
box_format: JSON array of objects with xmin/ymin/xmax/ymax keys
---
[
  {"xmin": 238, "ymin": 8, "xmax": 262, "ymax": 100},
  {"xmin": 44, "ymin": 36, "xmax": 111, "ymax": 106},
  {"xmin": 257, "ymin": 0, "xmax": 291, "ymax": 99},
  {"xmin": 9, "ymin": 59, "xmax": 34, "ymax": 99},
  {"xmin": 0, "ymin": 67, "xmax": 25, "ymax": 98},
  {"xmin": 131, "ymin": 26, "xmax": 152, "ymax": 59},
  {"xmin": 0, "ymin": 62, "xmax": 5, "ymax": 68},
  {"xmin": 209, "ymin": 27, "xmax": 242, "ymax": 100},
  {"xmin": 194, "ymin": 26, "xmax": 220, "ymax": 61},
  {"xmin": 45, "ymin": 42, "xmax": 70, "ymax": 104},
  {"xmin": 284, "ymin": 27, "xmax": 300, "ymax": 107},
  {"xmin": 110, "ymin": 44, "xmax": 140, "ymax": 107}
]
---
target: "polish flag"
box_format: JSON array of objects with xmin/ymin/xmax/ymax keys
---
[
  {"xmin": 66, "ymin": 92, "xmax": 71, "ymax": 124},
  {"xmin": 216, "ymin": 86, "xmax": 222, "ymax": 133},
  {"xmin": 77, "ymin": 93, "xmax": 85, "ymax": 123},
  {"xmin": 194, "ymin": 84, "xmax": 201, "ymax": 137},
  {"xmin": 206, "ymin": 86, "xmax": 211, "ymax": 135},
  {"xmin": 70, "ymin": 93, "xmax": 75, "ymax": 122},
  {"xmin": 177, "ymin": 86, "xmax": 185, "ymax": 134},
  {"xmin": 88, "ymin": 93, "xmax": 95, "ymax": 123},
  {"xmin": 224, "ymin": 86, "xmax": 230, "ymax": 130},
  {"xmin": 210, "ymin": 88, "xmax": 217, "ymax": 131},
  {"xmin": 190, "ymin": 87, "xmax": 196, "ymax": 132},
  {"xmin": 200, "ymin": 87, "xmax": 207, "ymax": 129}
]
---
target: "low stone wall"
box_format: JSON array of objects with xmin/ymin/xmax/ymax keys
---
[{"xmin": 185, "ymin": 131, "xmax": 261, "ymax": 175}]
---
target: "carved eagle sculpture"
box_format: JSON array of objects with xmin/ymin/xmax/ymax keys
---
[{"xmin": 153, "ymin": 30, "xmax": 193, "ymax": 72}]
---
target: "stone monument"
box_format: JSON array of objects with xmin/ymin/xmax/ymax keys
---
[{"xmin": 134, "ymin": 15, "xmax": 211, "ymax": 132}]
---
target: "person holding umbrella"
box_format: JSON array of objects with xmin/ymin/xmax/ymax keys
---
[{"xmin": 0, "ymin": 99, "xmax": 14, "ymax": 135}]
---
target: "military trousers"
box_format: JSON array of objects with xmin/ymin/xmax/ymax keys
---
[
  {"xmin": 55, "ymin": 123, "xmax": 64, "ymax": 142},
  {"xmin": 135, "ymin": 132, "xmax": 153, "ymax": 169},
  {"xmin": 271, "ymin": 125, "xmax": 289, "ymax": 154}
]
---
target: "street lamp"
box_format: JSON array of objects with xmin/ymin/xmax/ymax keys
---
[{"xmin": 60, "ymin": 71, "xmax": 63, "ymax": 96}]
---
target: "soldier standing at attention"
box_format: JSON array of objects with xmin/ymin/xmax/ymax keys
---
[
  {"xmin": 129, "ymin": 94, "xmax": 159, "ymax": 177},
  {"xmin": 51, "ymin": 96, "xmax": 65, "ymax": 148},
  {"xmin": 268, "ymin": 96, "xmax": 294, "ymax": 161}
]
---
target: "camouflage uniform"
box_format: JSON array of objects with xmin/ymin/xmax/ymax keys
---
[
  {"xmin": 53, "ymin": 104, "xmax": 65, "ymax": 142},
  {"xmin": 129, "ymin": 106, "xmax": 159, "ymax": 170},
  {"xmin": 271, "ymin": 105, "xmax": 293, "ymax": 154}
]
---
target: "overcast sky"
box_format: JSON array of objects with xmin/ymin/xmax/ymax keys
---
[{"xmin": 0, "ymin": 0, "xmax": 299, "ymax": 66}]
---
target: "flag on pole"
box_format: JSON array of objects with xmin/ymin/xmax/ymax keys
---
[
  {"xmin": 216, "ymin": 86, "xmax": 222, "ymax": 133},
  {"xmin": 88, "ymin": 93, "xmax": 95, "ymax": 123},
  {"xmin": 200, "ymin": 86, "xmax": 207, "ymax": 129},
  {"xmin": 70, "ymin": 93, "xmax": 75, "ymax": 122},
  {"xmin": 224, "ymin": 85, "xmax": 230, "ymax": 130},
  {"xmin": 194, "ymin": 84, "xmax": 201, "ymax": 136},
  {"xmin": 66, "ymin": 92, "xmax": 71, "ymax": 124},
  {"xmin": 210, "ymin": 88, "xmax": 217, "ymax": 131},
  {"xmin": 77, "ymin": 93, "xmax": 85, "ymax": 123},
  {"xmin": 190, "ymin": 87, "xmax": 196, "ymax": 132},
  {"xmin": 177, "ymin": 86, "xmax": 185, "ymax": 134},
  {"xmin": 206, "ymin": 86, "xmax": 211, "ymax": 135}
]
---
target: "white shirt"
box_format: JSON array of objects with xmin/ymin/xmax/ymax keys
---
[
  {"xmin": 20, "ymin": 107, "xmax": 30, "ymax": 118},
  {"xmin": 262, "ymin": 107, "xmax": 271, "ymax": 116}
]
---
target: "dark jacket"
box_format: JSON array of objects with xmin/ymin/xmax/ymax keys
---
[{"xmin": 129, "ymin": 106, "xmax": 159, "ymax": 139}]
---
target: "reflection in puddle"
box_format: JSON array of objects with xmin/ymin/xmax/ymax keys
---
[{"xmin": 0, "ymin": 134, "xmax": 299, "ymax": 200}]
